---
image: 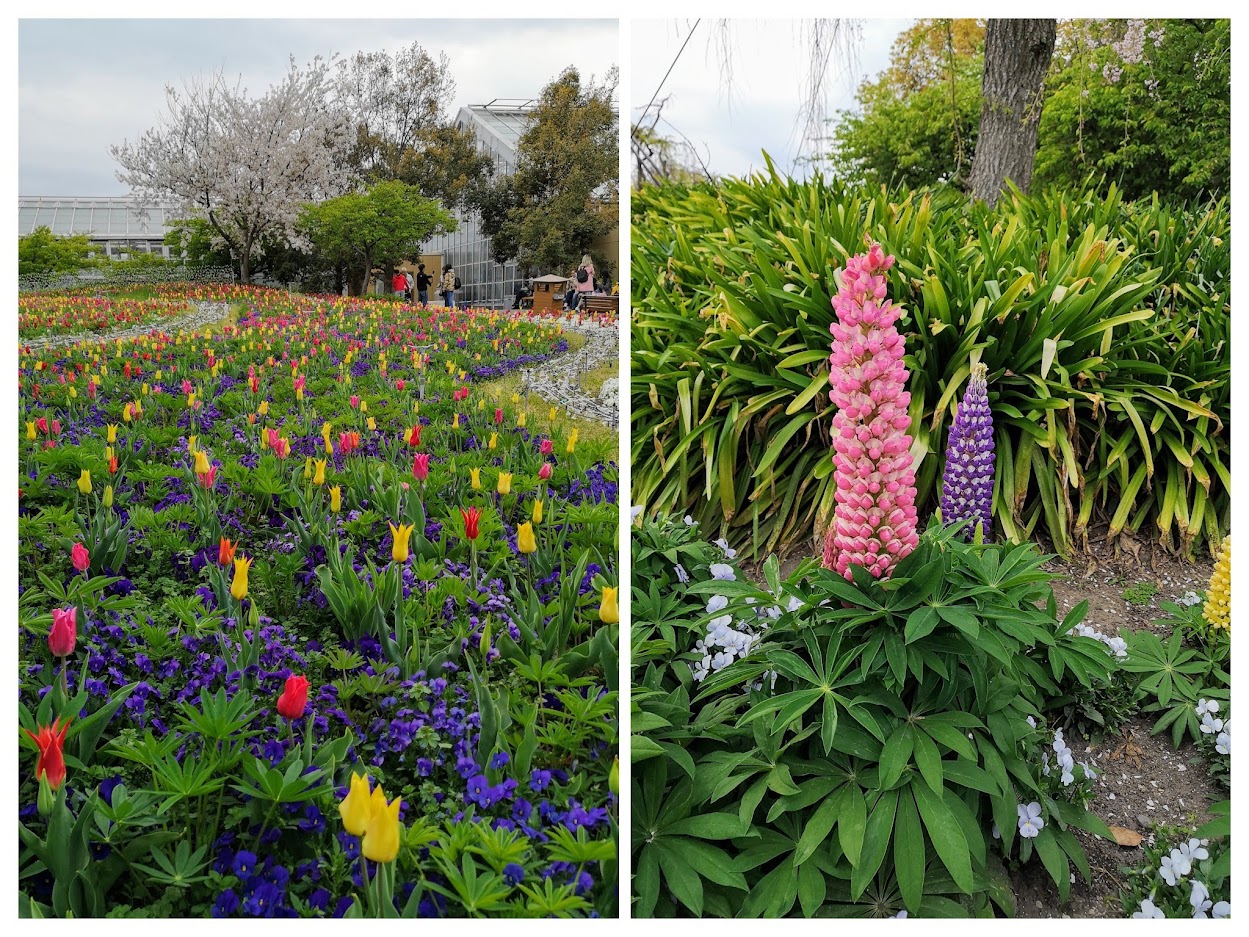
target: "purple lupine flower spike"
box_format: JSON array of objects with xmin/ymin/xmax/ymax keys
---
[{"xmin": 940, "ymin": 361, "xmax": 995, "ymax": 539}]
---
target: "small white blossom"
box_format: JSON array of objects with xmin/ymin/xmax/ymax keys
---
[
  {"xmin": 713, "ymin": 537, "xmax": 737, "ymax": 558},
  {"xmin": 1201, "ymin": 713, "xmax": 1225, "ymax": 735},
  {"xmin": 1196, "ymin": 699, "xmax": 1220, "ymax": 717},
  {"xmin": 1017, "ymin": 802, "xmax": 1044, "ymax": 838},
  {"xmin": 709, "ymin": 563, "xmax": 736, "ymax": 581},
  {"xmin": 1216, "ymin": 731, "xmax": 1230, "ymax": 755},
  {"xmin": 707, "ymin": 595, "xmax": 729, "ymax": 614},
  {"xmin": 1191, "ymin": 881, "xmax": 1213, "ymax": 918},
  {"xmin": 1132, "ymin": 899, "xmax": 1166, "ymax": 919},
  {"xmin": 1212, "ymin": 901, "xmax": 1230, "ymax": 919},
  {"xmin": 630, "ymin": 505, "xmax": 644, "ymax": 521},
  {"xmin": 1159, "ymin": 852, "xmax": 1183, "ymax": 887}
]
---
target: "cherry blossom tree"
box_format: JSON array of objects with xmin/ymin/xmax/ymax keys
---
[{"xmin": 111, "ymin": 56, "xmax": 350, "ymax": 282}]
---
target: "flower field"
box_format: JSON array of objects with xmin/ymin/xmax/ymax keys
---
[{"xmin": 17, "ymin": 287, "xmax": 620, "ymax": 918}]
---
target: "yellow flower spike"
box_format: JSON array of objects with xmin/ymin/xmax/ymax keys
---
[
  {"xmin": 338, "ymin": 771, "xmax": 373, "ymax": 837},
  {"xmin": 1203, "ymin": 536, "xmax": 1231, "ymax": 631},
  {"xmin": 103, "ymin": 484, "xmax": 114, "ymax": 508},
  {"xmin": 516, "ymin": 522, "xmax": 537, "ymax": 555},
  {"xmin": 532, "ymin": 499, "xmax": 544, "ymax": 524},
  {"xmin": 599, "ymin": 586, "xmax": 619, "ymax": 624},
  {"xmin": 77, "ymin": 470, "xmax": 92, "ymax": 495},
  {"xmin": 389, "ymin": 522, "xmax": 415, "ymax": 564},
  {"xmin": 361, "ymin": 790, "xmax": 402, "ymax": 864},
  {"xmin": 330, "ymin": 485, "xmax": 342, "ymax": 513},
  {"xmin": 497, "ymin": 472, "xmax": 513, "ymax": 496},
  {"xmin": 25, "ymin": 422, "xmax": 36, "ymax": 441},
  {"xmin": 470, "ymin": 468, "xmax": 482, "ymax": 491},
  {"xmin": 488, "ymin": 433, "xmax": 498, "ymax": 451},
  {"xmin": 313, "ymin": 459, "xmax": 327, "ymax": 486},
  {"xmin": 231, "ymin": 556, "xmax": 252, "ymax": 601}
]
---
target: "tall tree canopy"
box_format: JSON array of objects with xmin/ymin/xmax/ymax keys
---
[
  {"xmin": 112, "ymin": 57, "xmax": 351, "ymax": 281},
  {"xmin": 19, "ymin": 227, "xmax": 95, "ymax": 277},
  {"xmin": 298, "ymin": 181, "xmax": 454, "ymax": 296},
  {"xmin": 829, "ymin": 18, "xmax": 1229, "ymax": 204},
  {"xmin": 480, "ymin": 66, "xmax": 618, "ymax": 275}
]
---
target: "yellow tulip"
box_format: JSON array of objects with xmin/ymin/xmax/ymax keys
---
[
  {"xmin": 105, "ymin": 424, "xmax": 118, "ymax": 443},
  {"xmin": 511, "ymin": 393, "xmax": 520, "ymax": 405},
  {"xmin": 258, "ymin": 401, "xmax": 269, "ymax": 416},
  {"xmin": 69, "ymin": 386, "xmax": 78, "ymax": 399},
  {"xmin": 330, "ymin": 485, "xmax": 342, "ymax": 513},
  {"xmin": 122, "ymin": 404, "xmax": 132, "ymax": 423},
  {"xmin": 599, "ymin": 586, "xmax": 619, "ymax": 624},
  {"xmin": 259, "ymin": 431, "xmax": 269, "ymax": 450},
  {"xmin": 296, "ymin": 387, "xmax": 304, "ymax": 401},
  {"xmin": 188, "ymin": 435, "xmax": 198, "ymax": 454},
  {"xmin": 25, "ymin": 422, "xmax": 36, "ymax": 441},
  {"xmin": 359, "ymin": 400, "xmax": 367, "ymax": 413},
  {"xmin": 516, "ymin": 522, "xmax": 537, "ymax": 554},
  {"xmin": 517, "ymin": 412, "xmax": 527, "ymax": 428},
  {"xmin": 470, "ymin": 468, "xmax": 481, "ymax": 490},
  {"xmin": 366, "ymin": 417, "xmax": 376, "ymax": 432},
  {"xmin": 478, "ymin": 399, "xmax": 485, "ymax": 411},
  {"xmin": 231, "ymin": 556, "xmax": 252, "ymax": 601},
  {"xmin": 497, "ymin": 472, "xmax": 513, "ymax": 496},
  {"xmin": 488, "ymin": 432, "xmax": 498, "ymax": 451},
  {"xmin": 304, "ymin": 457, "xmax": 313, "ymax": 480},
  {"xmin": 321, "ymin": 421, "xmax": 332, "ymax": 442},
  {"xmin": 453, "ymin": 413, "xmax": 460, "ymax": 429},
  {"xmin": 338, "ymin": 771, "xmax": 373, "ymax": 837},
  {"xmin": 361, "ymin": 789, "xmax": 402, "ymax": 863},
  {"xmin": 566, "ymin": 428, "xmax": 579, "ymax": 454},
  {"xmin": 533, "ymin": 499, "xmax": 544, "ymax": 524},
  {"xmin": 390, "ymin": 522, "xmax": 415, "ymax": 563},
  {"xmin": 194, "ymin": 450, "xmax": 211, "ymax": 475},
  {"xmin": 313, "ymin": 459, "xmax": 327, "ymax": 486},
  {"xmin": 77, "ymin": 470, "xmax": 92, "ymax": 495},
  {"xmin": 103, "ymin": 484, "xmax": 114, "ymax": 508},
  {"xmin": 549, "ymin": 407, "xmax": 557, "ymax": 422}
]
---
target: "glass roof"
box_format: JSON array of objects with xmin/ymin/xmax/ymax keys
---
[{"xmin": 17, "ymin": 196, "xmax": 178, "ymax": 239}]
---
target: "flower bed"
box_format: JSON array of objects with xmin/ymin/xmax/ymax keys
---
[{"xmin": 17, "ymin": 287, "xmax": 620, "ymax": 918}]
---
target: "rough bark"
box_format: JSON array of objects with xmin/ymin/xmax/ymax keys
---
[{"xmin": 969, "ymin": 19, "xmax": 1056, "ymax": 207}]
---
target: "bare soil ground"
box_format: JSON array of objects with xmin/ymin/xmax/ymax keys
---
[{"xmin": 745, "ymin": 534, "xmax": 1223, "ymax": 919}]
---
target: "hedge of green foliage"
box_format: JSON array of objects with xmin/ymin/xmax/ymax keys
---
[{"xmin": 632, "ymin": 166, "xmax": 1229, "ymax": 560}]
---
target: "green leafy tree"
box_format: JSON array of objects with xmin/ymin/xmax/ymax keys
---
[
  {"xmin": 299, "ymin": 181, "xmax": 454, "ymax": 296},
  {"xmin": 18, "ymin": 227, "xmax": 95, "ymax": 277},
  {"xmin": 830, "ymin": 19, "xmax": 1229, "ymax": 204},
  {"xmin": 480, "ymin": 66, "xmax": 618, "ymax": 277}
]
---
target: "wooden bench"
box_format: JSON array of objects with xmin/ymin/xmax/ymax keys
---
[{"xmin": 580, "ymin": 294, "xmax": 620, "ymax": 314}]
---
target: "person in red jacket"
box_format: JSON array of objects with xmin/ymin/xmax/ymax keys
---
[{"xmin": 392, "ymin": 270, "xmax": 407, "ymax": 298}]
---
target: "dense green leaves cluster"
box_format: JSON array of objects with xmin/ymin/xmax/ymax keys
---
[
  {"xmin": 632, "ymin": 171, "xmax": 1229, "ymax": 560},
  {"xmin": 631, "ymin": 515, "xmax": 1120, "ymax": 917}
]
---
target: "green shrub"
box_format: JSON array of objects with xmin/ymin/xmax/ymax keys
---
[
  {"xmin": 631, "ymin": 513, "xmax": 1121, "ymax": 917},
  {"xmin": 631, "ymin": 169, "xmax": 1229, "ymax": 561}
]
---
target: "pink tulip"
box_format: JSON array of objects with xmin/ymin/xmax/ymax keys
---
[
  {"xmin": 538, "ymin": 463, "xmax": 552, "ymax": 481},
  {"xmin": 395, "ymin": 379, "xmax": 405, "ymax": 391},
  {"xmin": 494, "ymin": 408, "xmax": 504, "ymax": 425},
  {"xmin": 49, "ymin": 607, "xmax": 77, "ymax": 657},
  {"xmin": 71, "ymin": 542, "xmax": 90, "ymax": 573},
  {"xmin": 412, "ymin": 453, "xmax": 430, "ymax": 482},
  {"xmin": 540, "ymin": 439, "xmax": 554, "ymax": 456},
  {"xmin": 350, "ymin": 395, "xmax": 360, "ymax": 409}
]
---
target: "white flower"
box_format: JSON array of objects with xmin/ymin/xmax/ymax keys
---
[
  {"xmin": 630, "ymin": 505, "xmax": 644, "ymax": 521},
  {"xmin": 1132, "ymin": 899, "xmax": 1166, "ymax": 919},
  {"xmin": 706, "ymin": 595, "xmax": 729, "ymax": 614},
  {"xmin": 1159, "ymin": 852, "xmax": 1183, "ymax": 886},
  {"xmin": 1196, "ymin": 698, "xmax": 1220, "ymax": 717},
  {"xmin": 674, "ymin": 564, "xmax": 690, "ymax": 584},
  {"xmin": 710, "ymin": 650, "xmax": 735, "ymax": 670},
  {"xmin": 709, "ymin": 563, "xmax": 736, "ymax": 581},
  {"xmin": 1201, "ymin": 713, "xmax": 1225, "ymax": 735},
  {"xmin": 1017, "ymin": 802, "xmax": 1044, "ymax": 838},
  {"xmin": 891, "ymin": 911, "xmax": 907, "ymax": 919},
  {"xmin": 1026, "ymin": 716, "xmax": 1037, "ymax": 729},
  {"xmin": 683, "ymin": 515, "xmax": 695, "ymax": 526},
  {"xmin": 1082, "ymin": 762, "xmax": 1098, "ymax": 781},
  {"xmin": 1179, "ymin": 839, "xmax": 1210, "ymax": 864},
  {"xmin": 786, "ymin": 595, "xmax": 803, "ymax": 612},
  {"xmin": 991, "ymin": 822, "xmax": 1001, "ymax": 840},
  {"xmin": 1216, "ymin": 731, "xmax": 1230, "ymax": 755},
  {"xmin": 713, "ymin": 537, "xmax": 737, "ymax": 558},
  {"xmin": 1060, "ymin": 766, "xmax": 1075, "ymax": 786},
  {"xmin": 1212, "ymin": 901, "xmax": 1230, "ymax": 919},
  {"xmin": 1191, "ymin": 881, "xmax": 1213, "ymax": 918}
]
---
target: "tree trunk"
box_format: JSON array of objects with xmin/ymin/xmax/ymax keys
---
[{"xmin": 969, "ymin": 18, "xmax": 1056, "ymax": 207}]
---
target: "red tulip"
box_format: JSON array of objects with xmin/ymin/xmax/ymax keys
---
[
  {"xmin": 461, "ymin": 506, "xmax": 481, "ymax": 540},
  {"xmin": 49, "ymin": 607, "xmax": 77, "ymax": 657},
  {"xmin": 50, "ymin": 419, "xmax": 61, "ymax": 435},
  {"xmin": 108, "ymin": 456, "xmax": 119, "ymax": 474},
  {"xmin": 71, "ymin": 542, "xmax": 90, "ymax": 573},
  {"xmin": 412, "ymin": 453, "xmax": 430, "ymax": 482},
  {"xmin": 538, "ymin": 463, "xmax": 552, "ymax": 481},
  {"xmin": 395, "ymin": 379, "xmax": 405, "ymax": 391},
  {"xmin": 36, "ymin": 417, "xmax": 48, "ymax": 434},
  {"xmin": 198, "ymin": 466, "xmax": 217, "ymax": 489},
  {"xmin": 25, "ymin": 717, "xmax": 71, "ymax": 791},
  {"xmin": 408, "ymin": 425, "xmax": 422, "ymax": 447},
  {"xmin": 494, "ymin": 408, "xmax": 504, "ymax": 425},
  {"xmin": 276, "ymin": 674, "xmax": 310, "ymax": 720},
  {"xmin": 218, "ymin": 537, "xmax": 238, "ymax": 566}
]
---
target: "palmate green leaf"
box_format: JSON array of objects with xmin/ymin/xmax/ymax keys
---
[
  {"xmin": 910, "ymin": 780, "xmax": 973, "ymax": 894},
  {"xmin": 893, "ymin": 790, "xmax": 926, "ymax": 912}
]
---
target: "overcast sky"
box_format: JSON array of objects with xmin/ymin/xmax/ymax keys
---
[
  {"xmin": 18, "ymin": 18, "xmax": 619, "ymax": 195},
  {"xmin": 632, "ymin": 19, "xmax": 907, "ymax": 180}
]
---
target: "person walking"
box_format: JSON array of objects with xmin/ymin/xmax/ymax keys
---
[
  {"xmin": 440, "ymin": 264, "xmax": 457, "ymax": 309},
  {"xmin": 416, "ymin": 263, "xmax": 432, "ymax": 305},
  {"xmin": 392, "ymin": 269, "xmax": 407, "ymax": 299},
  {"xmin": 574, "ymin": 254, "xmax": 595, "ymax": 308}
]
